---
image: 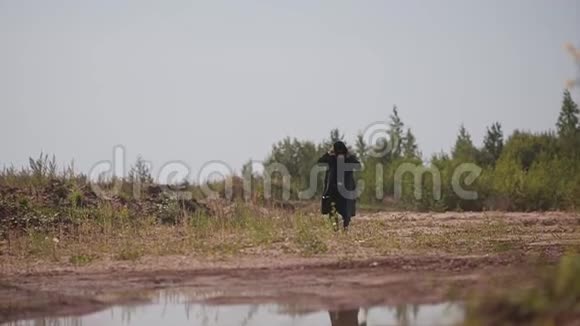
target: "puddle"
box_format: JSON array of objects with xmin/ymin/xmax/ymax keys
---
[{"xmin": 3, "ymin": 290, "xmax": 465, "ymax": 326}]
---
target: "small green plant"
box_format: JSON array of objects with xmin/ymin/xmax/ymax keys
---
[
  {"xmin": 28, "ymin": 152, "xmax": 57, "ymax": 185},
  {"xmin": 115, "ymin": 246, "xmax": 142, "ymax": 261},
  {"xmin": 247, "ymin": 217, "xmax": 275, "ymax": 246},
  {"xmin": 26, "ymin": 231, "xmax": 52, "ymax": 257},
  {"xmin": 296, "ymin": 230, "xmax": 327, "ymax": 255},
  {"xmin": 68, "ymin": 188, "xmax": 84, "ymax": 208},
  {"xmin": 294, "ymin": 215, "xmax": 328, "ymax": 256},
  {"xmin": 69, "ymin": 254, "xmax": 95, "ymax": 266}
]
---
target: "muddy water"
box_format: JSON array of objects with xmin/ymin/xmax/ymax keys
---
[{"xmin": 3, "ymin": 290, "xmax": 464, "ymax": 326}]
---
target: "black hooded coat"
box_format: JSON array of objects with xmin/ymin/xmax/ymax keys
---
[{"xmin": 317, "ymin": 151, "xmax": 360, "ymax": 221}]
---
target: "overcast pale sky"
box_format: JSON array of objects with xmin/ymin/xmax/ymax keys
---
[{"xmin": 1, "ymin": 0, "xmax": 579, "ymax": 180}]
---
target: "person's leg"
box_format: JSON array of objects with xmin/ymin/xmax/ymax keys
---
[
  {"xmin": 336, "ymin": 201, "xmax": 351, "ymax": 231},
  {"xmin": 329, "ymin": 202, "xmax": 340, "ymax": 231},
  {"xmin": 342, "ymin": 214, "xmax": 351, "ymax": 230}
]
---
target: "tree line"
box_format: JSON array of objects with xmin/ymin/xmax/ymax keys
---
[
  {"xmin": 251, "ymin": 90, "xmax": 580, "ymax": 211},
  {"xmin": 4, "ymin": 90, "xmax": 577, "ymax": 213}
]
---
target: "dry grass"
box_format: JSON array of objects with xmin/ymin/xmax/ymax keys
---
[{"xmin": 2, "ymin": 207, "xmax": 580, "ymax": 267}]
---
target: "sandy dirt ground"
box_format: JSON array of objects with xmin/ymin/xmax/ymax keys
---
[{"xmin": 0, "ymin": 211, "xmax": 578, "ymax": 323}]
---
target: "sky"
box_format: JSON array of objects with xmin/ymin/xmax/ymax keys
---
[{"xmin": 1, "ymin": 0, "xmax": 579, "ymax": 181}]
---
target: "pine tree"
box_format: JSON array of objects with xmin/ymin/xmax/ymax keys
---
[
  {"xmin": 388, "ymin": 105, "xmax": 404, "ymax": 159},
  {"xmin": 128, "ymin": 156, "xmax": 153, "ymax": 184},
  {"xmin": 482, "ymin": 122, "xmax": 504, "ymax": 166},
  {"xmin": 329, "ymin": 128, "xmax": 344, "ymax": 143},
  {"xmin": 402, "ymin": 128, "xmax": 419, "ymax": 159},
  {"xmin": 355, "ymin": 133, "xmax": 368, "ymax": 160},
  {"xmin": 452, "ymin": 124, "xmax": 477, "ymax": 161},
  {"xmin": 556, "ymin": 89, "xmax": 579, "ymax": 138},
  {"xmin": 322, "ymin": 128, "xmax": 345, "ymax": 152},
  {"xmin": 242, "ymin": 159, "xmax": 253, "ymax": 179}
]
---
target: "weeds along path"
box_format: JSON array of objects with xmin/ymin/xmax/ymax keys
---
[{"xmin": 0, "ymin": 211, "xmax": 579, "ymax": 322}]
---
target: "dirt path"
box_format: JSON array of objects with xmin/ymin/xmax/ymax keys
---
[{"xmin": 0, "ymin": 211, "xmax": 577, "ymax": 323}]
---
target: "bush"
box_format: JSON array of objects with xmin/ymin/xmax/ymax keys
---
[{"xmin": 466, "ymin": 254, "xmax": 580, "ymax": 325}]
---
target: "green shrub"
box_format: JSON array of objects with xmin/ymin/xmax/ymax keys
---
[{"xmin": 466, "ymin": 254, "xmax": 580, "ymax": 325}]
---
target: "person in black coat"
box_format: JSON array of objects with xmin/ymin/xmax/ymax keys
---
[{"xmin": 318, "ymin": 141, "xmax": 361, "ymax": 230}]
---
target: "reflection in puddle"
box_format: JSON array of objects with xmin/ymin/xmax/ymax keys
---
[{"xmin": 4, "ymin": 290, "xmax": 464, "ymax": 326}]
